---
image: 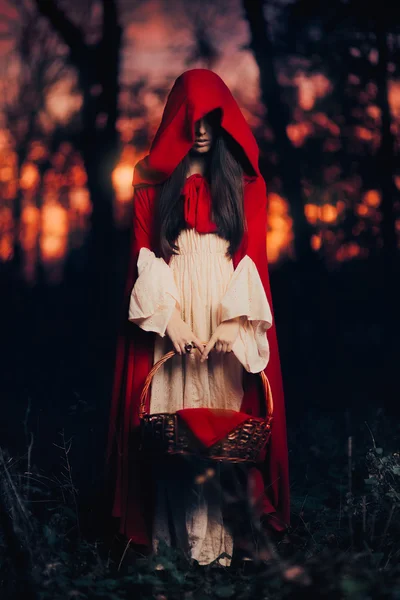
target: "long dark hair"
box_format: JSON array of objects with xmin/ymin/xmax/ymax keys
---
[{"xmin": 156, "ymin": 117, "xmax": 246, "ymax": 261}]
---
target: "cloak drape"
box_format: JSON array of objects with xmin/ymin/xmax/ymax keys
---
[{"xmin": 105, "ymin": 69, "xmax": 290, "ymax": 547}]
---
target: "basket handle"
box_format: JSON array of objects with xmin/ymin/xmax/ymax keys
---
[{"xmin": 139, "ymin": 342, "xmax": 274, "ymax": 420}]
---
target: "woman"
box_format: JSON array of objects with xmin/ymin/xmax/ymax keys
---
[{"xmin": 105, "ymin": 69, "xmax": 290, "ymax": 566}]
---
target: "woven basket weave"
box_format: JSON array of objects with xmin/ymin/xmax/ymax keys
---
[{"xmin": 139, "ymin": 342, "xmax": 274, "ymax": 463}]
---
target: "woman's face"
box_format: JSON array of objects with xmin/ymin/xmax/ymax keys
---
[{"xmin": 191, "ymin": 113, "xmax": 215, "ymax": 154}]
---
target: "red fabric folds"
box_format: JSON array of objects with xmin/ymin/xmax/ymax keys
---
[
  {"xmin": 176, "ymin": 408, "xmax": 252, "ymax": 448},
  {"xmin": 132, "ymin": 69, "xmax": 260, "ymax": 187},
  {"xmin": 105, "ymin": 69, "xmax": 290, "ymax": 548},
  {"xmin": 182, "ymin": 174, "xmax": 218, "ymax": 233}
]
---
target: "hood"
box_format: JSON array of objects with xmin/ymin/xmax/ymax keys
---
[{"xmin": 132, "ymin": 69, "xmax": 260, "ymax": 187}]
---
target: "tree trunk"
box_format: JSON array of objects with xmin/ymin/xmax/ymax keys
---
[
  {"xmin": 34, "ymin": 0, "xmax": 122, "ymax": 270},
  {"xmin": 34, "ymin": 0, "xmax": 123, "ymax": 408},
  {"xmin": 242, "ymin": 0, "xmax": 316, "ymax": 266},
  {"xmin": 375, "ymin": 20, "xmax": 399, "ymax": 415},
  {"xmin": 375, "ymin": 25, "xmax": 398, "ymax": 266}
]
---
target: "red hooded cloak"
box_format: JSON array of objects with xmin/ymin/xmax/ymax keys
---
[{"xmin": 105, "ymin": 69, "xmax": 290, "ymax": 548}]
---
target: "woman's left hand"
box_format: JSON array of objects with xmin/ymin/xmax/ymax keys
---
[{"xmin": 200, "ymin": 317, "xmax": 241, "ymax": 362}]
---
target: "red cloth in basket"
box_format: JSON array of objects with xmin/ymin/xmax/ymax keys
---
[{"xmin": 176, "ymin": 408, "xmax": 257, "ymax": 448}]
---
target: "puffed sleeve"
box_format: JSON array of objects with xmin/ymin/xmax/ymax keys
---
[
  {"xmin": 218, "ymin": 255, "xmax": 273, "ymax": 373},
  {"xmin": 128, "ymin": 247, "xmax": 181, "ymax": 337}
]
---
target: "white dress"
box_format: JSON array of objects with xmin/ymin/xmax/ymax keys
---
[{"xmin": 128, "ymin": 227, "xmax": 273, "ymax": 565}]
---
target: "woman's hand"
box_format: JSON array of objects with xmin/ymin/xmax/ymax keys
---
[
  {"xmin": 200, "ymin": 317, "xmax": 241, "ymax": 363},
  {"xmin": 166, "ymin": 307, "xmax": 204, "ymax": 355}
]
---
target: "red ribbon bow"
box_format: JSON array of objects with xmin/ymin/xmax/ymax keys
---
[{"xmin": 182, "ymin": 174, "xmax": 218, "ymax": 233}]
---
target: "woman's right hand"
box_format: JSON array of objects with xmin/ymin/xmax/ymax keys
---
[{"xmin": 166, "ymin": 307, "xmax": 205, "ymax": 356}]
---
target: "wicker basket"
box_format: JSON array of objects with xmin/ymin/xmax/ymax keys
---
[{"xmin": 139, "ymin": 342, "xmax": 274, "ymax": 463}]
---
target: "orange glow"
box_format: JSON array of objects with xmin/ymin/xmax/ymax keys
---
[
  {"xmin": 267, "ymin": 193, "xmax": 294, "ymax": 263},
  {"xmin": 1, "ymin": 150, "xmax": 18, "ymax": 168},
  {"xmin": 356, "ymin": 204, "xmax": 369, "ymax": 217},
  {"xmin": 70, "ymin": 165, "xmax": 87, "ymax": 187},
  {"xmin": 363, "ymin": 189, "xmax": 381, "ymax": 207},
  {"xmin": 112, "ymin": 146, "xmax": 149, "ymax": 208},
  {"xmin": 69, "ymin": 187, "xmax": 92, "ymax": 227},
  {"xmin": 311, "ymin": 234, "xmax": 322, "ymax": 250},
  {"xmin": 126, "ymin": 8, "xmax": 175, "ymax": 48},
  {"xmin": 40, "ymin": 234, "xmax": 68, "ymax": 261},
  {"xmin": 28, "ymin": 142, "xmax": 48, "ymax": 162},
  {"xmin": 294, "ymin": 72, "xmax": 332, "ymax": 111},
  {"xmin": 0, "ymin": 206, "xmax": 13, "ymax": 228},
  {"xmin": 20, "ymin": 163, "xmax": 40, "ymax": 190},
  {"xmin": 46, "ymin": 80, "xmax": 83, "ymax": 125},
  {"xmin": 388, "ymin": 82, "xmax": 400, "ymax": 119},
  {"xmin": 117, "ymin": 117, "xmax": 137, "ymax": 143},
  {"xmin": 367, "ymin": 105, "xmax": 381, "ymax": 120},
  {"xmin": 312, "ymin": 113, "xmax": 340, "ymax": 136},
  {"xmin": 395, "ymin": 220, "xmax": 400, "ymax": 232},
  {"xmin": 0, "ymin": 166, "xmax": 13, "ymax": 182},
  {"xmin": 20, "ymin": 203, "xmax": 40, "ymax": 251},
  {"xmin": 2, "ymin": 180, "xmax": 18, "ymax": 201},
  {"xmin": 286, "ymin": 122, "xmax": 313, "ymax": 147},
  {"xmin": 320, "ymin": 204, "xmax": 338, "ymax": 224},
  {"xmin": 296, "ymin": 76, "xmax": 315, "ymax": 111},
  {"xmin": 336, "ymin": 200, "xmax": 346, "ymax": 214},
  {"xmin": 112, "ymin": 163, "xmax": 134, "ymax": 203},
  {"xmin": 69, "ymin": 187, "xmax": 91, "ymax": 214},
  {"xmin": 40, "ymin": 202, "xmax": 69, "ymax": 261},
  {"xmin": 336, "ymin": 242, "xmax": 361, "ymax": 262},
  {"xmin": 44, "ymin": 169, "xmax": 63, "ymax": 191},
  {"xmin": 0, "ymin": 129, "xmax": 12, "ymax": 151},
  {"xmin": 0, "ymin": 207, "xmax": 14, "ymax": 261},
  {"xmin": 348, "ymin": 243, "xmax": 361, "ymax": 257},
  {"xmin": 121, "ymin": 144, "xmax": 139, "ymax": 164},
  {"xmin": 52, "ymin": 151, "xmax": 67, "ymax": 171},
  {"xmin": 41, "ymin": 202, "xmax": 69, "ymax": 236},
  {"xmin": 305, "ymin": 203, "xmax": 338, "ymax": 225},
  {"xmin": 0, "ymin": 234, "xmax": 13, "ymax": 261},
  {"xmin": 355, "ymin": 126, "xmax": 374, "ymax": 141},
  {"xmin": 304, "ymin": 204, "xmax": 319, "ymax": 225}
]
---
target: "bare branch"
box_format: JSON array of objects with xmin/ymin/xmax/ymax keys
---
[{"xmin": 34, "ymin": 0, "xmax": 88, "ymax": 66}]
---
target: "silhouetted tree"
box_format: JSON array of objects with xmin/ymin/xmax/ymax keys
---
[
  {"xmin": 242, "ymin": 0, "xmax": 316, "ymax": 266},
  {"xmin": 286, "ymin": 0, "xmax": 400, "ymax": 266},
  {"xmin": 1, "ymin": 0, "xmax": 68, "ymax": 271},
  {"xmin": 34, "ymin": 0, "xmax": 122, "ymax": 372},
  {"xmin": 285, "ymin": 0, "xmax": 400, "ymax": 414}
]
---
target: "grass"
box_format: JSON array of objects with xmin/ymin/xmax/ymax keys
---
[{"xmin": 1, "ymin": 406, "xmax": 399, "ymax": 600}]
